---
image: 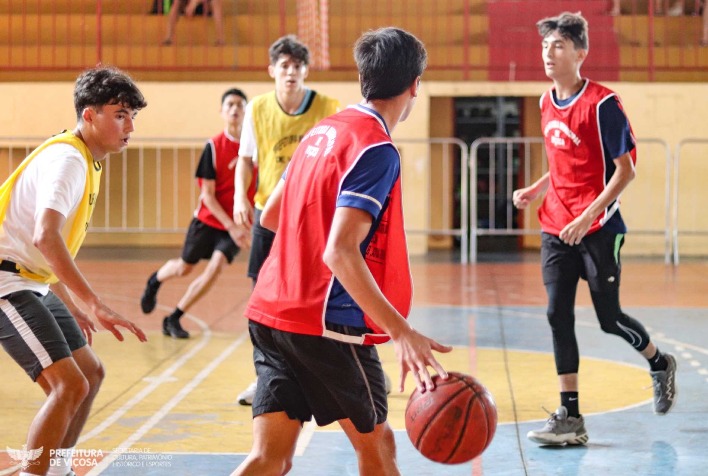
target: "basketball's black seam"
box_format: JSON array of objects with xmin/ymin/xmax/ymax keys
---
[
  {"xmin": 413, "ymin": 374, "xmax": 470, "ymax": 451},
  {"xmin": 475, "ymin": 390, "xmax": 495, "ymax": 451},
  {"xmin": 444, "ymin": 392, "xmax": 479, "ymax": 463}
]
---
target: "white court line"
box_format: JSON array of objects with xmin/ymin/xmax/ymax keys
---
[
  {"xmin": 295, "ymin": 419, "xmax": 319, "ymax": 456},
  {"xmin": 78, "ymin": 308, "xmax": 211, "ymax": 443},
  {"xmin": 0, "ymin": 304, "xmax": 213, "ymax": 476},
  {"xmin": 86, "ymin": 332, "xmax": 249, "ymax": 475}
]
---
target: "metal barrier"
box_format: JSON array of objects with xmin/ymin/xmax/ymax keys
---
[
  {"xmin": 468, "ymin": 137, "xmax": 673, "ymax": 263},
  {"xmin": 469, "ymin": 137, "xmax": 546, "ymax": 263},
  {"xmin": 673, "ymin": 139, "xmax": 708, "ymax": 263},
  {"xmin": 396, "ymin": 138, "xmax": 469, "ymax": 264},
  {"xmin": 0, "ymin": 137, "xmax": 469, "ymax": 262}
]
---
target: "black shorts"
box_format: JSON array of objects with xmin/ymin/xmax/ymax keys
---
[
  {"xmin": 0, "ymin": 290, "xmax": 87, "ymax": 381},
  {"xmin": 541, "ymin": 229, "xmax": 625, "ymax": 293},
  {"xmin": 247, "ymin": 208, "xmax": 276, "ymax": 280},
  {"xmin": 248, "ymin": 320, "xmax": 388, "ymax": 434},
  {"xmin": 182, "ymin": 218, "xmax": 240, "ymax": 264}
]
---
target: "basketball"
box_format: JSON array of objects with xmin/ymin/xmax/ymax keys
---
[{"xmin": 404, "ymin": 371, "xmax": 497, "ymax": 464}]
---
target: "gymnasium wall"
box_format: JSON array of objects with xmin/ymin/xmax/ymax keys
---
[{"xmin": 1, "ymin": 80, "xmax": 706, "ymax": 256}]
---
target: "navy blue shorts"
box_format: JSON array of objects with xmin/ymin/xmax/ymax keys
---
[
  {"xmin": 248, "ymin": 320, "xmax": 388, "ymax": 433},
  {"xmin": 0, "ymin": 290, "xmax": 87, "ymax": 381}
]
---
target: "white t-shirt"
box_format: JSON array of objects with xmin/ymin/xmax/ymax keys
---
[
  {"xmin": 0, "ymin": 143, "xmax": 87, "ymax": 296},
  {"xmin": 238, "ymin": 101, "xmax": 258, "ymax": 165}
]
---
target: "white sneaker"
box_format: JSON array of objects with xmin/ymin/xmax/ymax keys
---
[
  {"xmin": 237, "ymin": 380, "xmax": 258, "ymax": 406},
  {"xmin": 527, "ymin": 406, "xmax": 589, "ymax": 446},
  {"xmin": 384, "ymin": 372, "xmax": 392, "ymax": 395}
]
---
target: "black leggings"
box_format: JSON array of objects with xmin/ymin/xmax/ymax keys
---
[{"xmin": 545, "ymin": 279, "xmax": 651, "ymax": 375}]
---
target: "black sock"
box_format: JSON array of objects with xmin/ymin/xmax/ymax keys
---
[
  {"xmin": 168, "ymin": 308, "xmax": 184, "ymax": 321},
  {"xmin": 148, "ymin": 271, "xmax": 161, "ymax": 290},
  {"xmin": 561, "ymin": 391, "xmax": 580, "ymax": 417},
  {"xmin": 649, "ymin": 348, "xmax": 668, "ymax": 372}
]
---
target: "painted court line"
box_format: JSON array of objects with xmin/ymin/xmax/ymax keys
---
[
  {"xmin": 0, "ymin": 307, "xmax": 214, "ymax": 476},
  {"xmin": 79, "ymin": 309, "xmax": 212, "ymax": 443},
  {"xmin": 295, "ymin": 419, "xmax": 318, "ymax": 457},
  {"xmin": 87, "ymin": 332, "xmax": 249, "ymax": 475}
]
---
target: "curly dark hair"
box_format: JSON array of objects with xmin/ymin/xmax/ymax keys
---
[{"xmin": 73, "ymin": 65, "xmax": 147, "ymax": 120}]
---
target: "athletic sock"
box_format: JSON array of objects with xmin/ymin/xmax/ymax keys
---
[
  {"xmin": 561, "ymin": 391, "xmax": 580, "ymax": 417},
  {"xmin": 648, "ymin": 348, "xmax": 668, "ymax": 371},
  {"xmin": 148, "ymin": 271, "xmax": 161, "ymax": 289},
  {"xmin": 168, "ymin": 308, "xmax": 184, "ymax": 321}
]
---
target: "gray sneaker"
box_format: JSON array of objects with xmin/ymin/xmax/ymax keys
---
[
  {"xmin": 527, "ymin": 406, "xmax": 589, "ymax": 446},
  {"xmin": 651, "ymin": 353, "xmax": 677, "ymax": 415}
]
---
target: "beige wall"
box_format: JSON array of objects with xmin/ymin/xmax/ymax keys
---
[{"xmin": 2, "ymin": 80, "xmax": 707, "ymax": 256}]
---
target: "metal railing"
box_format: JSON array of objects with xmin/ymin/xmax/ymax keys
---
[
  {"xmin": 397, "ymin": 138, "xmax": 469, "ymax": 264},
  {"xmin": 468, "ymin": 137, "xmax": 673, "ymax": 263},
  {"xmin": 0, "ymin": 135, "xmax": 700, "ymax": 263},
  {"xmin": 673, "ymin": 139, "xmax": 708, "ymax": 263},
  {"xmin": 0, "ymin": 136, "xmax": 470, "ymax": 261}
]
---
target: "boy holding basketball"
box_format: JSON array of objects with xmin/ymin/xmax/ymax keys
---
[
  {"xmin": 513, "ymin": 12, "xmax": 677, "ymax": 446},
  {"xmin": 231, "ymin": 28, "xmax": 451, "ymax": 475}
]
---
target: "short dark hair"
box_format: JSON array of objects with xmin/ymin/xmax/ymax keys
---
[
  {"xmin": 269, "ymin": 35, "xmax": 309, "ymax": 65},
  {"xmin": 221, "ymin": 88, "xmax": 247, "ymax": 105},
  {"xmin": 354, "ymin": 27, "xmax": 427, "ymax": 101},
  {"xmin": 537, "ymin": 12, "xmax": 589, "ymax": 50},
  {"xmin": 73, "ymin": 66, "xmax": 147, "ymax": 120}
]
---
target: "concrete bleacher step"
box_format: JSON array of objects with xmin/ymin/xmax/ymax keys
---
[
  {"xmin": 614, "ymin": 0, "xmax": 701, "ymax": 15},
  {"xmin": 0, "ymin": 13, "xmax": 486, "ymax": 47},
  {"xmin": 614, "ymin": 15, "xmax": 702, "ymax": 46},
  {"xmin": 0, "ymin": 43, "xmax": 487, "ymax": 71},
  {"xmin": 0, "ymin": 0, "xmax": 487, "ymax": 80},
  {"xmin": 0, "ymin": 0, "xmax": 482, "ymax": 16}
]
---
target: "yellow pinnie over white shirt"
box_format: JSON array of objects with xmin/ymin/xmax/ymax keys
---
[{"xmin": 0, "ymin": 131, "xmax": 101, "ymax": 296}]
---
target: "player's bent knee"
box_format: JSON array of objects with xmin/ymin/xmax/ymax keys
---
[
  {"xmin": 55, "ymin": 374, "xmax": 90, "ymax": 409},
  {"xmin": 87, "ymin": 361, "xmax": 106, "ymax": 391},
  {"xmin": 176, "ymin": 262, "xmax": 195, "ymax": 276}
]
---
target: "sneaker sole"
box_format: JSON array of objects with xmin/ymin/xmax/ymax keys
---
[
  {"xmin": 527, "ymin": 432, "xmax": 589, "ymax": 446},
  {"xmin": 237, "ymin": 398, "xmax": 253, "ymax": 406}
]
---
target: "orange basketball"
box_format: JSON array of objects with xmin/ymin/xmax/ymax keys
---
[{"xmin": 404, "ymin": 372, "xmax": 497, "ymax": 464}]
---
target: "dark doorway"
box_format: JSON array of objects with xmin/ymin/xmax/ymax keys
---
[{"xmin": 454, "ymin": 96, "xmax": 522, "ymax": 253}]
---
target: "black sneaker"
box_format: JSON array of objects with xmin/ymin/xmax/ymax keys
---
[
  {"xmin": 163, "ymin": 317, "xmax": 189, "ymax": 339},
  {"xmin": 141, "ymin": 272, "xmax": 160, "ymax": 314}
]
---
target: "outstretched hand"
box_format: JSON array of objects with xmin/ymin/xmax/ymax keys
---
[
  {"xmin": 94, "ymin": 302, "xmax": 148, "ymax": 343},
  {"xmin": 394, "ymin": 327, "xmax": 452, "ymax": 393},
  {"xmin": 72, "ymin": 307, "xmax": 98, "ymax": 346}
]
